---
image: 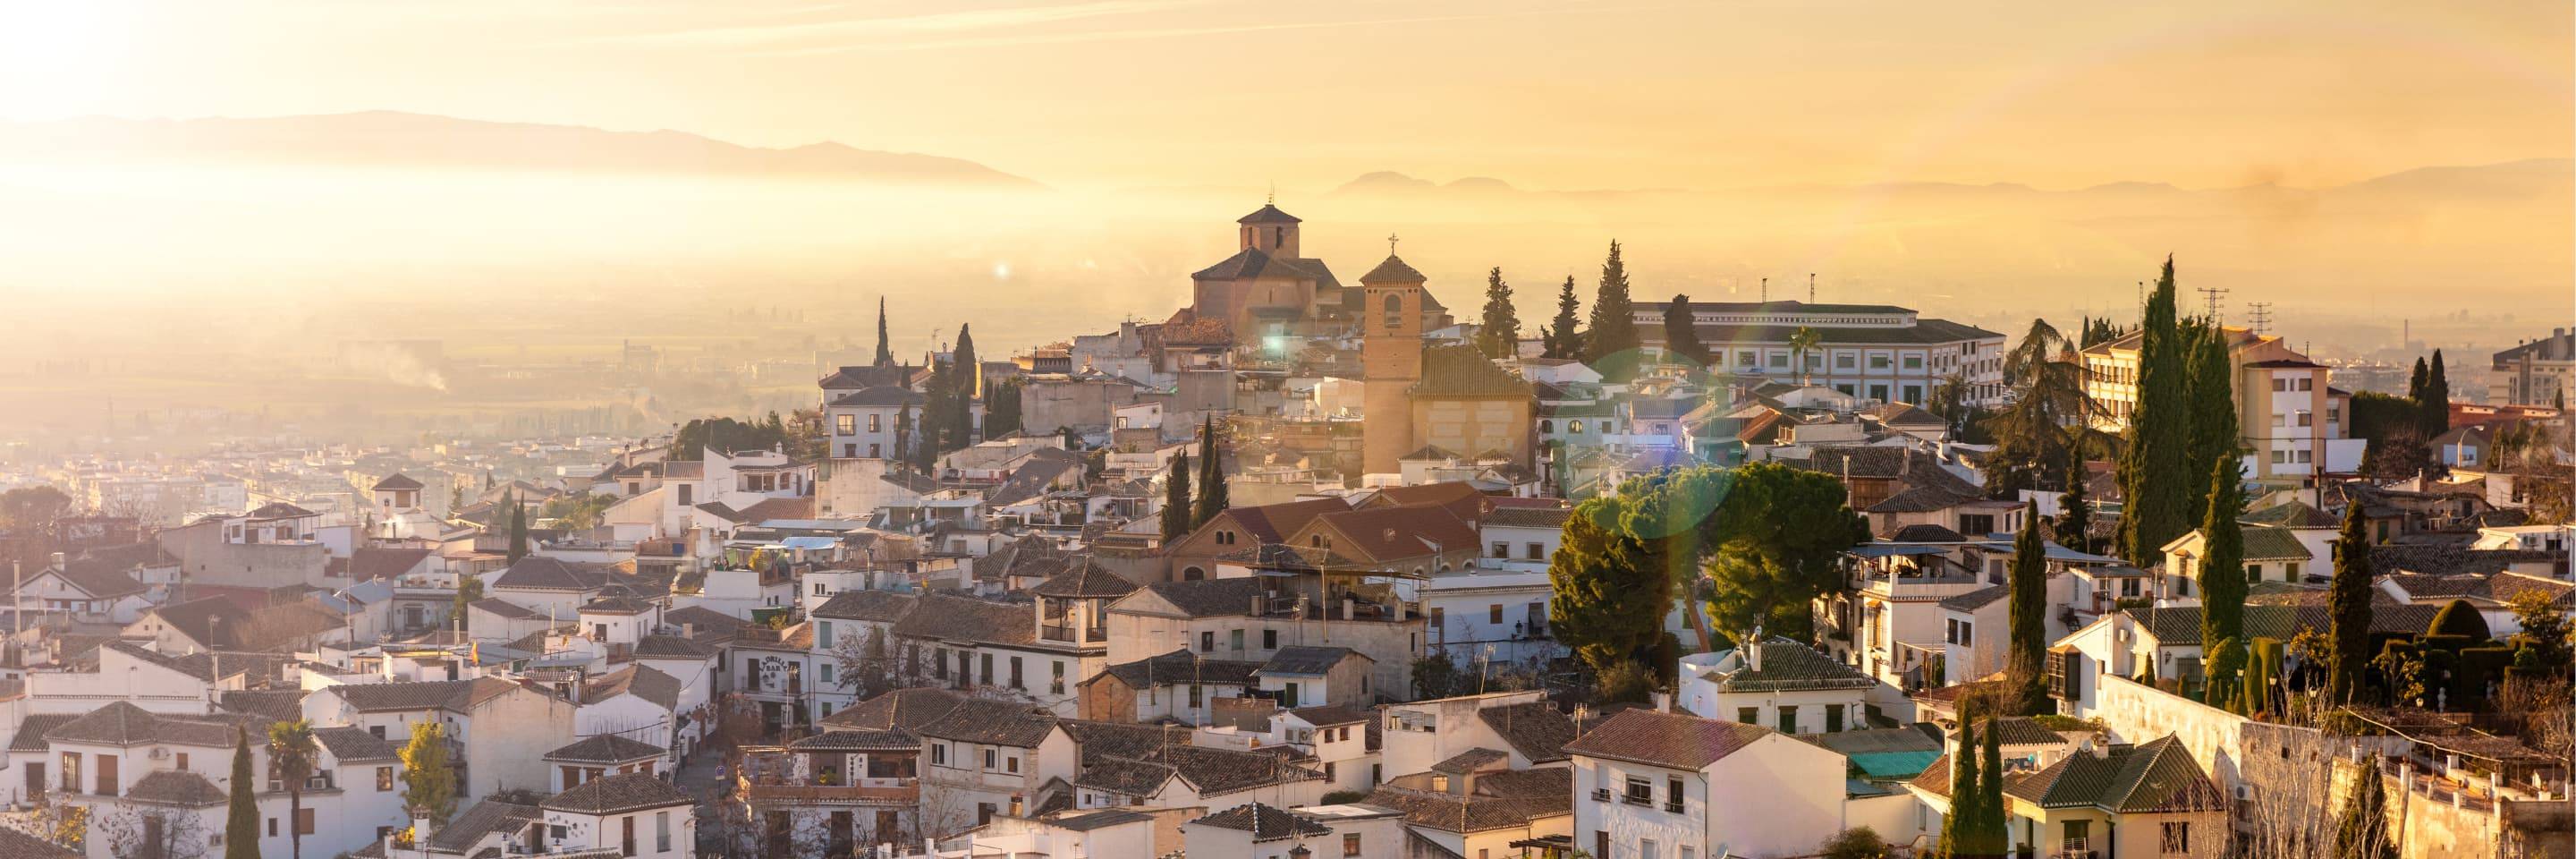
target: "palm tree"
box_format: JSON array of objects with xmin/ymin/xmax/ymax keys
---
[
  {"xmin": 1787, "ymin": 326, "xmax": 1822, "ymax": 386},
  {"xmin": 268, "ymin": 719, "xmax": 319, "ymax": 859}
]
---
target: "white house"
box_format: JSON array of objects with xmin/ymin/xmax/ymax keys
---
[
  {"xmin": 1678, "ymin": 636, "xmax": 1879, "ymax": 734},
  {"xmin": 1562, "ymin": 708, "xmax": 1849, "ymax": 859}
]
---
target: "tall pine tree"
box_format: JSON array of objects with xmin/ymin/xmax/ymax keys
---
[
  {"xmin": 2118, "ymin": 257, "xmax": 2191, "ymax": 567},
  {"xmin": 2197, "ymin": 455, "xmax": 2247, "ymax": 659},
  {"xmin": 2422, "ymin": 350, "xmax": 2450, "ymax": 437},
  {"xmin": 1661, "ymin": 293, "xmax": 1707, "ymax": 366},
  {"xmin": 1191, "ymin": 416, "xmax": 1227, "ymax": 528},
  {"xmin": 505, "ymin": 491, "xmax": 528, "ymax": 562},
  {"xmin": 1973, "ymin": 717, "xmax": 2008, "ymax": 857},
  {"xmin": 225, "ymin": 727, "xmax": 259, "ymax": 859},
  {"xmin": 1160, "ymin": 455, "xmax": 1193, "ymax": 540},
  {"xmin": 873, "ymin": 296, "xmax": 894, "ymax": 367},
  {"xmin": 2008, "ymin": 502, "xmax": 2050, "ymax": 715},
  {"xmin": 2327, "ymin": 500, "xmax": 2375, "ymax": 702},
  {"xmin": 1542, "ymin": 276, "xmax": 1582, "ymax": 359},
  {"xmin": 2184, "ymin": 323, "xmax": 2239, "ymax": 526},
  {"xmin": 922, "ymin": 354, "xmax": 953, "ymax": 457},
  {"xmin": 1476, "ymin": 267, "xmax": 1521, "ymax": 359},
  {"xmin": 951, "ymin": 324, "xmax": 979, "ymax": 447},
  {"xmin": 1581, "ymin": 241, "xmax": 1639, "ymax": 375}
]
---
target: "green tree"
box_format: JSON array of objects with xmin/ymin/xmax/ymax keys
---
[
  {"xmin": 1581, "ymin": 241, "xmax": 1640, "ymax": 377},
  {"xmin": 2206, "ymin": 636, "xmax": 2247, "ymax": 712},
  {"xmin": 2053, "ymin": 452, "xmax": 2095, "ymax": 553},
  {"xmin": 983, "ymin": 377, "xmax": 1022, "ymax": 438},
  {"xmin": 1972, "ymin": 716, "xmax": 2007, "ymax": 857},
  {"xmin": 1191, "ymin": 417, "xmax": 1227, "ymax": 528},
  {"xmin": 1939, "ymin": 721, "xmax": 1978, "ymax": 856},
  {"xmin": 2197, "ymin": 456, "xmax": 2247, "ymax": 658},
  {"xmin": 267, "ymin": 720, "xmax": 319, "ymax": 859},
  {"xmin": 451, "ymin": 573, "xmax": 484, "ymax": 631},
  {"xmin": 1548, "ymin": 499, "xmax": 1672, "ymax": 679},
  {"xmin": 2505, "ymin": 590, "xmax": 2572, "ymax": 676},
  {"xmin": 873, "ymin": 296, "xmax": 894, "ymax": 367},
  {"xmin": 1788, "ymin": 325, "xmax": 1824, "ymax": 386},
  {"xmin": 1541, "ymin": 276, "xmax": 1582, "ymax": 360},
  {"xmin": 2327, "ymin": 501, "xmax": 2376, "ymax": 702},
  {"xmin": 505, "ymin": 491, "xmax": 529, "ymax": 562},
  {"xmin": 2422, "ymin": 350, "xmax": 2451, "ymax": 437},
  {"xmin": 2336, "ymin": 756, "xmax": 2397, "ymax": 859},
  {"xmin": 1476, "ymin": 267, "xmax": 1522, "ymax": 359},
  {"xmin": 1160, "ymin": 455, "xmax": 1193, "ymax": 541},
  {"xmin": 950, "ymin": 324, "xmax": 980, "ymax": 448},
  {"xmin": 2184, "ymin": 324, "xmax": 2240, "ymax": 525},
  {"xmin": 1662, "ymin": 294, "xmax": 1707, "ymax": 366},
  {"xmin": 894, "ymin": 403, "xmax": 917, "ymax": 471},
  {"xmin": 225, "ymin": 728, "xmax": 259, "ymax": 859},
  {"xmin": 1981, "ymin": 318, "xmax": 2094, "ymax": 498},
  {"xmin": 1697, "ymin": 464, "xmax": 1873, "ymax": 641},
  {"xmin": 2407, "ymin": 355, "xmax": 2428, "ymax": 404},
  {"xmin": 1817, "ymin": 827, "xmax": 1890, "ymax": 859},
  {"xmin": 921, "ymin": 357, "xmax": 953, "ymax": 459},
  {"xmin": 2118, "ymin": 258, "xmax": 2191, "ymax": 567},
  {"xmin": 399, "ymin": 722, "xmax": 459, "ymax": 828},
  {"xmin": 2006, "ymin": 502, "xmax": 2050, "ymax": 715}
]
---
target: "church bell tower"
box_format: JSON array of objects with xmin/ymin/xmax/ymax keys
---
[{"xmin": 1360, "ymin": 238, "xmax": 1427, "ymax": 477}]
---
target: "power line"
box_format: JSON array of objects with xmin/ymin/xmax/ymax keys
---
[
  {"xmin": 2194, "ymin": 285, "xmax": 2228, "ymax": 323},
  {"xmin": 2244, "ymin": 302, "xmax": 2274, "ymax": 336}
]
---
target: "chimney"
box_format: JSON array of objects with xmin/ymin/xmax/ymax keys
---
[
  {"xmin": 48, "ymin": 552, "xmax": 64, "ymax": 571},
  {"xmin": 1746, "ymin": 625, "xmax": 1765, "ymax": 672},
  {"xmin": 409, "ymin": 805, "xmax": 434, "ymax": 857},
  {"xmin": 1650, "ymin": 690, "xmax": 1672, "ymax": 713}
]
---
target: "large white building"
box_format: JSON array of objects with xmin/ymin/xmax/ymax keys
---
[{"xmin": 1633, "ymin": 301, "xmax": 2009, "ymax": 408}]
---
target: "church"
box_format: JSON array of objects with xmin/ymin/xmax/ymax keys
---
[{"xmin": 1185, "ymin": 202, "xmax": 1451, "ymax": 345}]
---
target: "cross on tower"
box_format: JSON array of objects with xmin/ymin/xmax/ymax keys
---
[{"xmin": 1386, "ymin": 233, "xmax": 1399, "ymax": 255}]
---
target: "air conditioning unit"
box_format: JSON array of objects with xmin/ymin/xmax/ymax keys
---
[{"xmin": 147, "ymin": 748, "xmax": 168, "ymax": 760}]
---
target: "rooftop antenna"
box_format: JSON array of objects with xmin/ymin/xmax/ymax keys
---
[
  {"xmin": 2244, "ymin": 302, "xmax": 2274, "ymax": 336},
  {"xmin": 1266, "ymin": 182, "xmax": 1275, "ymax": 206},
  {"xmin": 1808, "ymin": 273, "xmax": 1816, "ymax": 303},
  {"xmin": 1760, "ymin": 277, "xmax": 1769, "ymax": 302}
]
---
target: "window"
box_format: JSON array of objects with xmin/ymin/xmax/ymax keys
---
[
  {"xmin": 1007, "ymin": 756, "xmax": 1020, "ymax": 773},
  {"xmin": 377, "ymin": 767, "xmax": 394, "ymax": 791},
  {"xmin": 1869, "ymin": 354, "xmax": 1891, "ymax": 370},
  {"xmin": 296, "ymin": 808, "xmax": 315, "ymax": 836},
  {"xmin": 2161, "ymin": 821, "xmax": 2190, "ymax": 854},
  {"xmin": 1429, "ymin": 607, "xmax": 1445, "ymax": 632},
  {"xmin": 2287, "ymin": 561, "xmax": 2301, "ymax": 580},
  {"xmin": 175, "ymin": 753, "xmax": 188, "ymax": 771},
  {"xmin": 932, "ymin": 744, "xmax": 946, "ymax": 765},
  {"xmin": 1826, "ymin": 704, "xmax": 1844, "ymax": 733},
  {"xmin": 1188, "ymin": 685, "xmax": 1203, "ymax": 708},
  {"xmin": 1836, "ymin": 353, "xmax": 1857, "ymax": 369},
  {"xmin": 657, "ymin": 812, "xmax": 673, "ymax": 852},
  {"xmin": 1538, "ymin": 419, "xmax": 1554, "ymax": 433},
  {"xmin": 979, "ymin": 653, "xmax": 993, "ymax": 685},
  {"xmin": 269, "ymin": 818, "xmax": 278, "ymax": 838},
  {"xmin": 1230, "ymin": 629, "xmax": 1245, "ymax": 651},
  {"xmin": 2064, "ymin": 820, "xmax": 2092, "ymax": 849},
  {"xmin": 985, "ymin": 748, "xmax": 996, "ymax": 769},
  {"xmin": 1624, "ymin": 776, "xmax": 1653, "ymax": 804},
  {"xmin": 623, "ymin": 815, "xmax": 637, "ymax": 857},
  {"xmin": 867, "ymin": 413, "xmax": 882, "ymax": 432},
  {"xmin": 1667, "ymin": 776, "xmax": 1684, "ymax": 804},
  {"xmin": 1344, "ymin": 833, "xmax": 1363, "ymax": 856},
  {"xmin": 1640, "ymin": 838, "xmax": 1660, "ymax": 859},
  {"xmin": 1902, "ymin": 354, "xmax": 1923, "ymax": 370},
  {"xmin": 1526, "ymin": 542, "xmax": 1545, "ymax": 560},
  {"xmin": 1491, "ymin": 541, "xmax": 1508, "ymax": 557},
  {"xmin": 1737, "ymin": 351, "xmax": 1757, "ymax": 367},
  {"xmin": 1009, "ymin": 657, "xmax": 1022, "ymax": 690},
  {"xmin": 818, "ymin": 622, "xmax": 835, "ymax": 649},
  {"xmin": 1199, "ymin": 632, "xmax": 1215, "ymax": 653},
  {"xmin": 1738, "ymin": 707, "xmax": 1759, "ymax": 724},
  {"xmin": 2272, "ymin": 378, "xmax": 2288, "ymax": 392},
  {"xmin": 820, "ymin": 663, "xmax": 835, "ymax": 685},
  {"xmin": 1052, "ymin": 660, "xmax": 1066, "ymax": 694},
  {"xmin": 1778, "ymin": 708, "xmax": 1798, "ymax": 734},
  {"xmin": 835, "ymin": 413, "xmax": 856, "ymax": 435}
]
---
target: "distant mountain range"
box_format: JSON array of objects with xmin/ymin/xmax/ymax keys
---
[
  {"xmin": 0, "ymin": 111, "xmax": 1042, "ymax": 188},
  {"xmin": 1328, "ymin": 158, "xmax": 2573, "ymax": 202}
]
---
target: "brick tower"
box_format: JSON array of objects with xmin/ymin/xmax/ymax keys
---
[{"xmin": 1360, "ymin": 244, "xmax": 1427, "ymax": 476}]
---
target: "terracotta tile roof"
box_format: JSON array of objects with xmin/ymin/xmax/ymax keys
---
[
  {"xmin": 891, "ymin": 593, "xmax": 1035, "ymax": 648},
  {"xmin": 1258, "ymin": 645, "xmax": 1366, "ymax": 676},
  {"xmin": 544, "ymin": 734, "xmax": 666, "ymax": 764},
  {"xmin": 585, "ymin": 664, "xmax": 682, "ymax": 710},
  {"xmin": 1190, "ymin": 803, "xmax": 1333, "ymax": 841},
  {"xmin": 811, "ymin": 590, "xmax": 917, "ymax": 623},
  {"xmin": 314, "ymin": 726, "xmax": 400, "ymax": 763},
  {"xmin": 1208, "ymin": 498, "xmax": 1352, "ymax": 545},
  {"xmin": 123, "ymin": 770, "xmax": 227, "ymax": 806},
  {"xmin": 1561, "ymin": 708, "xmax": 1771, "ymax": 770},
  {"xmin": 916, "ymin": 697, "xmax": 1059, "ymax": 748},
  {"xmin": 1359, "ymin": 255, "xmax": 1427, "ymax": 285},
  {"xmin": 787, "ymin": 727, "xmax": 918, "ymax": 752},
  {"xmin": 372, "ymin": 473, "xmax": 425, "ymax": 491},
  {"xmin": 2004, "ymin": 736, "xmax": 2226, "ymax": 813},
  {"xmin": 0, "ymin": 826, "xmax": 79, "ymax": 858},
  {"xmin": 543, "ymin": 772, "xmax": 692, "ymax": 815},
  {"xmin": 1476, "ymin": 701, "xmax": 1579, "ymax": 763},
  {"xmin": 1237, "ymin": 204, "xmax": 1301, "ymax": 225},
  {"xmin": 1411, "ymin": 344, "xmax": 1530, "ymax": 397},
  {"xmin": 1093, "ymin": 649, "xmax": 1262, "ymax": 689},
  {"xmin": 821, "ymin": 687, "xmax": 968, "ymax": 732},
  {"xmin": 1030, "ymin": 558, "xmax": 1140, "ymax": 599},
  {"xmin": 1128, "ymin": 577, "xmax": 1267, "ymax": 618}
]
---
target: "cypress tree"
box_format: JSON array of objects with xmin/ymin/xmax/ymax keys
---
[
  {"xmin": 2422, "ymin": 350, "xmax": 2450, "ymax": 436},
  {"xmin": 2336, "ymin": 753, "xmax": 2397, "ymax": 859},
  {"xmin": 922, "ymin": 355, "xmax": 953, "ymax": 456},
  {"xmin": 1581, "ymin": 241, "xmax": 1639, "ymax": 374},
  {"xmin": 2206, "ymin": 636, "xmax": 2247, "ymax": 712},
  {"xmin": 2406, "ymin": 356, "xmax": 2428, "ymax": 405},
  {"xmin": 225, "ymin": 727, "xmax": 259, "ymax": 859},
  {"xmin": 1661, "ymin": 293, "xmax": 1707, "ymax": 366},
  {"xmin": 1191, "ymin": 417, "xmax": 1227, "ymax": 528},
  {"xmin": 505, "ymin": 491, "xmax": 528, "ymax": 562},
  {"xmin": 1976, "ymin": 716, "xmax": 2008, "ymax": 857},
  {"xmin": 1542, "ymin": 276, "xmax": 1582, "ymax": 359},
  {"xmin": 951, "ymin": 324, "xmax": 979, "ymax": 447},
  {"xmin": 2118, "ymin": 257, "xmax": 2191, "ymax": 567},
  {"xmin": 2007, "ymin": 502, "xmax": 2049, "ymax": 715},
  {"xmin": 1942, "ymin": 722, "xmax": 1979, "ymax": 856},
  {"xmin": 873, "ymin": 296, "xmax": 894, "ymax": 367},
  {"xmin": 2327, "ymin": 501, "xmax": 2376, "ymax": 702},
  {"xmin": 1160, "ymin": 455, "xmax": 1193, "ymax": 540},
  {"xmin": 2184, "ymin": 324, "xmax": 2239, "ymax": 526},
  {"xmin": 894, "ymin": 403, "xmax": 913, "ymax": 469},
  {"xmin": 2197, "ymin": 455, "xmax": 2247, "ymax": 657},
  {"xmin": 1476, "ymin": 267, "xmax": 1521, "ymax": 359}
]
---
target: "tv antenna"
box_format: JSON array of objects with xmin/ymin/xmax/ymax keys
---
[{"xmin": 2244, "ymin": 302, "xmax": 2274, "ymax": 336}]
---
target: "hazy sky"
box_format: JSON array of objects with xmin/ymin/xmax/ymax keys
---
[{"xmin": 5, "ymin": 0, "xmax": 2566, "ymax": 192}]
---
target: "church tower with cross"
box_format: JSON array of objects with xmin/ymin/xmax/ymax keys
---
[{"xmin": 1360, "ymin": 234, "xmax": 1428, "ymax": 476}]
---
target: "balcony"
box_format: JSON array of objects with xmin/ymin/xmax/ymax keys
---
[
  {"xmin": 1038, "ymin": 625, "xmax": 1106, "ymax": 643},
  {"xmin": 741, "ymin": 781, "xmax": 919, "ymax": 807}
]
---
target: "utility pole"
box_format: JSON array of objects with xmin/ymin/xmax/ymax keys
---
[
  {"xmin": 2195, "ymin": 285, "xmax": 2228, "ymax": 323},
  {"xmin": 2244, "ymin": 302, "xmax": 2273, "ymax": 336}
]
